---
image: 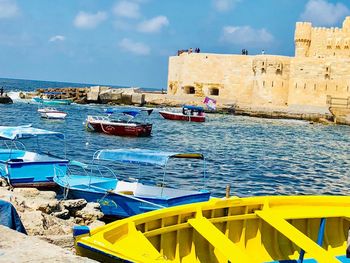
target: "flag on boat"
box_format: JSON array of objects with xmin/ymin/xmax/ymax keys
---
[{"xmin": 203, "ymin": 97, "xmax": 216, "ymax": 110}]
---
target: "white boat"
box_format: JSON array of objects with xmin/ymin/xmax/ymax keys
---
[{"xmin": 38, "ymin": 107, "xmax": 67, "ymax": 119}]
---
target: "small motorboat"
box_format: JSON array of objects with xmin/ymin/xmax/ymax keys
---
[
  {"xmin": 159, "ymin": 105, "xmax": 206, "ymax": 122},
  {"xmin": 74, "ymin": 195, "xmax": 350, "ymax": 263},
  {"xmin": 54, "ymin": 148, "xmax": 210, "ymax": 218},
  {"xmin": 38, "ymin": 107, "xmax": 67, "ymax": 119},
  {"xmin": 33, "ymin": 97, "xmax": 72, "ymax": 105},
  {"xmin": 85, "ymin": 107, "xmax": 153, "ymax": 137},
  {"xmin": 0, "ymin": 125, "xmax": 68, "ymax": 188}
]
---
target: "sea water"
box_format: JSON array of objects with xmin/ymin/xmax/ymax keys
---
[{"xmin": 1, "ymin": 78, "xmax": 349, "ymax": 197}]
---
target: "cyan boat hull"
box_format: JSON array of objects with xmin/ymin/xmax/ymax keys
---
[
  {"xmin": 0, "ymin": 149, "xmax": 68, "ymax": 187},
  {"xmin": 33, "ymin": 97, "xmax": 72, "ymax": 105},
  {"xmin": 56, "ymin": 175, "xmax": 210, "ymax": 218}
]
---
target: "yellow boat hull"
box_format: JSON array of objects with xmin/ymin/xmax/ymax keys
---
[{"xmin": 75, "ymin": 196, "xmax": 350, "ymax": 262}]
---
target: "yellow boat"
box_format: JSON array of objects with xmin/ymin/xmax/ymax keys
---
[{"xmin": 74, "ymin": 196, "xmax": 350, "ymax": 262}]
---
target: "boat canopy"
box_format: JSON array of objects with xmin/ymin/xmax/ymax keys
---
[
  {"xmin": 93, "ymin": 149, "xmax": 204, "ymax": 166},
  {"xmin": 183, "ymin": 105, "xmax": 204, "ymax": 111},
  {"xmin": 104, "ymin": 107, "xmax": 153, "ymax": 117},
  {"xmin": 0, "ymin": 125, "xmax": 65, "ymax": 140}
]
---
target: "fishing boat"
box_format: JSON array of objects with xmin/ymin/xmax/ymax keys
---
[
  {"xmin": 0, "ymin": 125, "xmax": 69, "ymax": 187},
  {"xmin": 74, "ymin": 195, "xmax": 350, "ymax": 262},
  {"xmin": 32, "ymin": 92, "xmax": 72, "ymax": 105},
  {"xmin": 38, "ymin": 107, "xmax": 67, "ymax": 119},
  {"xmin": 54, "ymin": 149, "xmax": 210, "ymax": 218},
  {"xmin": 85, "ymin": 108, "xmax": 153, "ymax": 137},
  {"xmin": 159, "ymin": 105, "xmax": 206, "ymax": 122}
]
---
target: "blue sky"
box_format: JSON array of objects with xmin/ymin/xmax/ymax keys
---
[{"xmin": 0, "ymin": 0, "xmax": 349, "ymax": 89}]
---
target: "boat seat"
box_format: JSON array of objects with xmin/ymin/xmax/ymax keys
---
[{"xmin": 114, "ymin": 181, "xmax": 138, "ymax": 195}]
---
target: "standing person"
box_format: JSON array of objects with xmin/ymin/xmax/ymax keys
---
[
  {"xmin": 0, "ymin": 87, "xmax": 3, "ymax": 96},
  {"xmin": 189, "ymin": 48, "xmax": 193, "ymax": 53},
  {"xmin": 261, "ymin": 49, "xmax": 265, "ymax": 55}
]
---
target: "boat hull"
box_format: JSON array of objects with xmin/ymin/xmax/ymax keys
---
[
  {"xmin": 33, "ymin": 97, "xmax": 72, "ymax": 105},
  {"xmin": 86, "ymin": 120, "xmax": 152, "ymax": 137},
  {"xmin": 0, "ymin": 149, "xmax": 68, "ymax": 188},
  {"xmin": 159, "ymin": 111, "xmax": 205, "ymax": 122},
  {"xmin": 74, "ymin": 196, "xmax": 350, "ymax": 263},
  {"xmin": 40, "ymin": 112, "xmax": 67, "ymax": 119},
  {"xmin": 55, "ymin": 175, "xmax": 210, "ymax": 218}
]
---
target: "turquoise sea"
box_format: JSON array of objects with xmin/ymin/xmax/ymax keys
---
[{"xmin": 1, "ymin": 77, "xmax": 350, "ymax": 197}]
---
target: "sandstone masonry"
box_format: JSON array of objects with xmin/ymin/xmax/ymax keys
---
[{"xmin": 167, "ymin": 17, "xmax": 350, "ymax": 113}]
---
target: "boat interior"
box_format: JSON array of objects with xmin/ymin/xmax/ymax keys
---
[
  {"xmin": 0, "ymin": 149, "xmax": 65, "ymax": 163},
  {"xmin": 78, "ymin": 196, "xmax": 350, "ymax": 263},
  {"xmin": 63, "ymin": 174, "xmax": 207, "ymax": 200}
]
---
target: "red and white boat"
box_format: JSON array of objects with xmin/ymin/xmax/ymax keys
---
[
  {"xmin": 38, "ymin": 107, "xmax": 67, "ymax": 119},
  {"xmin": 159, "ymin": 105, "xmax": 206, "ymax": 122},
  {"xmin": 85, "ymin": 108, "xmax": 153, "ymax": 137}
]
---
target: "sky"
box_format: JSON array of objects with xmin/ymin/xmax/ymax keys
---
[{"xmin": 0, "ymin": 0, "xmax": 349, "ymax": 89}]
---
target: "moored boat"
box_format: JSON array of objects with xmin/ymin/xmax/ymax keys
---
[
  {"xmin": 38, "ymin": 107, "xmax": 67, "ymax": 119},
  {"xmin": 74, "ymin": 195, "xmax": 350, "ymax": 263},
  {"xmin": 159, "ymin": 105, "xmax": 206, "ymax": 122},
  {"xmin": 54, "ymin": 149, "xmax": 210, "ymax": 218},
  {"xmin": 85, "ymin": 108, "xmax": 153, "ymax": 137},
  {"xmin": 0, "ymin": 125, "xmax": 69, "ymax": 187},
  {"xmin": 33, "ymin": 96, "xmax": 72, "ymax": 105}
]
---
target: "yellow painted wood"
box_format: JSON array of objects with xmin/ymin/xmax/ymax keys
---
[
  {"xmin": 188, "ymin": 216, "xmax": 258, "ymax": 263},
  {"xmin": 256, "ymin": 211, "xmax": 341, "ymax": 263}
]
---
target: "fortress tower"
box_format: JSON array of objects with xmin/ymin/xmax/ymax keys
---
[{"xmin": 294, "ymin": 22, "xmax": 312, "ymax": 57}]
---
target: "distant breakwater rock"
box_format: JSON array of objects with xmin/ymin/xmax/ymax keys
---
[
  {"xmin": 0, "ymin": 94, "xmax": 13, "ymax": 104},
  {"xmin": 0, "ymin": 178, "xmax": 104, "ymax": 252},
  {"xmin": 20, "ymin": 85, "xmax": 155, "ymax": 106}
]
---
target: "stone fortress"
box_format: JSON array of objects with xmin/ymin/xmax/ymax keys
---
[{"xmin": 167, "ymin": 17, "xmax": 350, "ymax": 113}]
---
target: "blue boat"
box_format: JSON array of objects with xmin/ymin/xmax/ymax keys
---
[
  {"xmin": 54, "ymin": 149, "xmax": 211, "ymax": 218},
  {"xmin": 0, "ymin": 125, "xmax": 69, "ymax": 188}
]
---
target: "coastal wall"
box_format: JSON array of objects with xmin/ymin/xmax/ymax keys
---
[{"xmin": 167, "ymin": 17, "xmax": 350, "ymax": 112}]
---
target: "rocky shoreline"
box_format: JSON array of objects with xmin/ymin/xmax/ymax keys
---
[
  {"xmin": 15, "ymin": 86, "xmax": 348, "ymax": 125},
  {"xmin": 0, "ymin": 178, "xmax": 104, "ymax": 261}
]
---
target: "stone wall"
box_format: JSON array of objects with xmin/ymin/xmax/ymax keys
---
[{"xmin": 167, "ymin": 16, "xmax": 350, "ymax": 112}]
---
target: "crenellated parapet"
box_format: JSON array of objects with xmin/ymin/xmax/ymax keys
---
[
  {"xmin": 295, "ymin": 22, "xmax": 312, "ymax": 57},
  {"xmin": 252, "ymin": 58, "xmax": 284, "ymax": 75}
]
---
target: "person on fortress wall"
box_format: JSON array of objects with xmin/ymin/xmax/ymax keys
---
[{"xmin": 261, "ymin": 49, "xmax": 265, "ymax": 55}]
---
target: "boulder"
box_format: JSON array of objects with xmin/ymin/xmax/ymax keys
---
[
  {"xmin": 37, "ymin": 200, "xmax": 60, "ymax": 214},
  {"xmin": 0, "ymin": 95, "xmax": 13, "ymax": 104},
  {"xmin": 131, "ymin": 93, "xmax": 145, "ymax": 105},
  {"xmin": 0, "ymin": 177, "xmax": 9, "ymax": 187},
  {"xmin": 51, "ymin": 209, "xmax": 70, "ymax": 220},
  {"xmin": 88, "ymin": 219, "xmax": 105, "ymax": 229},
  {"xmin": 20, "ymin": 211, "xmax": 45, "ymax": 235},
  {"xmin": 75, "ymin": 202, "xmax": 104, "ymax": 223},
  {"xmin": 60, "ymin": 199, "xmax": 87, "ymax": 210},
  {"xmin": 86, "ymin": 86, "xmax": 100, "ymax": 102},
  {"xmin": 99, "ymin": 89, "xmax": 122, "ymax": 104},
  {"xmin": 13, "ymin": 188, "xmax": 40, "ymax": 198}
]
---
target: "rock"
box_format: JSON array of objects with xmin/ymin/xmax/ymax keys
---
[
  {"xmin": 39, "ymin": 191, "xmax": 57, "ymax": 200},
  {"xmin": 13, "ymin": 188, "xmax": 40, "ymax": 198},
  {"xmin": 131, "ymin": 93, "xmax": 145, "ymax": 105},
  {"xmin": 0, "ymin": 95, "xmax": 13, "ymax": 104},
  {"xmin": 0, "ymin": 225, "xmax": 97, "ymax": 262},
  {"xmin": 51, "ymin": 209, "xmax": 70, "ymax": 220},
  {"xmin": 20, "ymin": 211, "xmax": 45, "ymax": 235},
  {"xmin": 99, "ymin": 89, "xmax": 122, "ymax": 104},
  {"xmin": 86, "ymin": 86, "xmax": 100, "ymax": 102},
  {"xmin": 61, "ymin": 199, "xmax": 87, "ymax": 210},
  {"xmin": 40, "ymin": 234, "xmax": 75, "ymax": 251},
  {"xmin": 75, "ymin": 202, "xmax": 103, "ymax": 223},
  {"xmin": 37, "ymin": 200, "xmax": 59, "ymax": 214}
]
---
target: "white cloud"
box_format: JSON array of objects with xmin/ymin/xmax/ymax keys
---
[
  {"xmin": 113, "ymin": 1, "xmax": 140, "ymax": 19},
  {"xmin": 137, "ymin": 16, "xmax": 169, "ymax": 33},
  {"xmin": 118, "ymin": 38, "xmax": 150, "ymax": 55},
  {"xmin": 221, "ymin": 26, "xmax": 274, "ymax": 45},
  {"xmin": 49, "ymin": 35, "xmax": 65, "ymax": 42},
  {"xmin": 0, "ymin": 0, "xmax": 19, "ymax": 19},
  {"xmin": 74, "ymin": 11, "xmax": 107, "ymax": 29},
  {"xmin": 213, "ymin": 0, "xmax": 241, "ymax": 12},
  {"xmin": 300, "ymin": 0, "xmax": 349, "ymax": 26}
]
